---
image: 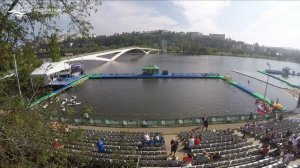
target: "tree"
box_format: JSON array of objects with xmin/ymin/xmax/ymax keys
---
[
  {"xmin": 0, "ymin": 0, "xmax": 102, "ymax": 76},
  {"xmin": 49, "ymin": 34, "xmax": 61, "ymax": 62},
  {"xmin": 0, "ymin": 1, "xmax": 102, "ymax": 167}
]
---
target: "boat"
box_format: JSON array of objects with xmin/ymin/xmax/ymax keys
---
[
  {"xmin": 43, "ymin": 103, "xmax": 48, "ymax": 109},
  {"xmin": 61, "ymin": 98, "xmax": 67, "ymax": 105},
  {"xmin": 70, "ymin": 95, "xmax": 77, "ymax": 102},
  {"xmin": 67, "ymin": 102, "xmax": 82, "ymax": 106}
]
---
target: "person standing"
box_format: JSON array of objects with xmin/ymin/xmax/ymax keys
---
[
  {"xmin": 170, "ymin": 138, "xmax": 179, "ymax": 157},
  {"xmin": 202, "ymin": 114, "xmax": 208, "ymax": 131},
  {"xmin": 249, "ymin": 112, "xmax": 253, "ymax": 121}
]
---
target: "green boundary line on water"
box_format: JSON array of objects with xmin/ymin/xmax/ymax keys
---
[
  {"xmin": 29, "ymin": 75, "xmax": 89, "ymax": 108},
  {"xmin": 220, "ymin": 76, "xmax": 273, "ymax": 106},
  {"xmin": 30, "ymin": 73, "xmax": 285, "ymax": 112},
  {"xmin": 258, "ymin": 70, "xmax": 300, "ymax": 89}
]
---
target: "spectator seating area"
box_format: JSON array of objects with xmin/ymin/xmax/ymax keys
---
[
  {"xmin": 243, "ymin": 120, "xmax": 300, "ymax": 167},
  {"xmin": 246, "ymin": 120, "xmax": 300, "ymax": 141},
  {"xmin": 62, "ymin": 130, "xmax": 167, "ymax": 167},
  {"xmin": 175, "ymin": 130, "xmax": 287, "ymax": 168},
  {"xmin": 52, "ymin": 120, "xmax": 300, "ymax": 167}
]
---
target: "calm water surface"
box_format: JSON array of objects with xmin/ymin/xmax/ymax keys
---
[{"xmin": 61, "ymin": 54, "xmax": 299, "ymax": 120}]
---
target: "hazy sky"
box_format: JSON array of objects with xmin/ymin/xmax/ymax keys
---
[{"xmin": 88, "ymin": 1, "xmax": 300, "ymax": 49}]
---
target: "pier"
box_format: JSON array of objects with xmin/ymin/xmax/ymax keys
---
[
  {"xmin": 232, "ymin": 70, "xmax": 287, "ymax": 89},
  {"xmin": 258, "ymin": 70, "xmax": 300, "ymax": 89}
]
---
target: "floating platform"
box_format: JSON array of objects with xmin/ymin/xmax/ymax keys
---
[
  {"xmin": 232, "ymin": 70, "xmax": 287, "ymax": 89},
  {"xmin": 258, "ymin": 70, "xmax": 300, "ymax": 89},
  {"xmin": 50, "ymin": 76, "xmax": 84, "ymax": 86},
  {"xmin": 88, "ymin": 73, "xmax": 221, "ymax": 79}
]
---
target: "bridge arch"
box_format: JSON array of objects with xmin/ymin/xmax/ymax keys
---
[{"xmin": 61, "ymin": 47, "xmax": 159, "ymax": 63}]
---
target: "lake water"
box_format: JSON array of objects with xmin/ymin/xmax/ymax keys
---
[{"xmin": 61, "ymin": 54, "xmax": 300, "ymax": 120}]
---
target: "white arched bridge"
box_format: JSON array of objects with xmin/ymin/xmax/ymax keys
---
[{"xmin": 61, "ymin": 47, "xmax": 159, "ymax": 63}]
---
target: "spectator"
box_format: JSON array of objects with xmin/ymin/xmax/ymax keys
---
[
  {"xmin": 242, "ymin": 124, "xmax": 250, "ymax": 139},
  {"xmin": 144, "ymin": 133, "xmax": 150, "ymax": 144},
  {"xmin": 194, "ymin": 135, "xmax": 201, "ymax": 146},
  {"xmin": 203, "ymin": 119, "xmax": 208, "ymax": 131},
  {"xmin": 283, "ymin": 150, "xmax": 294, "ymax": 164},
  {"xmin": 286, "ymin": 129, "xmax": 293, "ymax": 138},
  {"xmin": 249, "ymin": 112, "xmax": 253, "ymax": 121},
  {"xmin": 96, "ymin": 139, "xmax": 106, "ymax": 153},
  {"xmin": 65, "ymin": 125, "xmax": 70, "ymax": 132},
  {"xmin": 285, "ymin": 141, "xmax": 293, "ymax": 151},
  {"xmin": 182, "ymin": 152, "xmax": 193, "ymax": 167},
  {"xmin": 51, "ymin": 121, "xmax": 61, "ymax": 131},
  {"xmin": 195, "ymin": 151, "xmax": 210, "ymax": 164},
  {"xmin": 154, "ymin": 133, "xmax": 160, "ymax": 143},
  {"xmin": 260, "ymin": 144, "xmax": 269, "ymax": 158},
  {"xmin": 291, "ymin": 134, "xmax": 298, "ymax": 147},
  {"xmin": 52, "ymin": 139, "xmax": 64, "ymax": 149},
  {"xmin": 201, "ymin": 114, "xmax": 208, "ymax": 131},
  {"xmin": 170, "ymin": 138, "xmax": 179, "ymax": 157},
  {"xmin": 168, "ymin": 156, "xmax": 179, "ymax": 167},
  {"xmin": 188, "ymin": 136, "xmax": 195, "ymax": 149}
]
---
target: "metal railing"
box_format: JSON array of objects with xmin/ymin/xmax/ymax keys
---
[{"xmin": 61, "ymin": 111, "xmax": 294, "ymax": 128}]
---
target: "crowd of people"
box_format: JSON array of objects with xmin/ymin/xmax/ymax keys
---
[
  {"xmin": 167, "ymin": 149, "xmax": 223, "ymax": 167},
  {"xmin": 143, "ymin": 132, "xmax": 165, "ymax": 145},
  {"xmin": 241, "ymin": 119, "xmax": 300, "ymax": 165}
]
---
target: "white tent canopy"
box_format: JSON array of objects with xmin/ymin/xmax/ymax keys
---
[{"xmin": 31, "ymin": 62, "xmax": 71, "ymax": 76}]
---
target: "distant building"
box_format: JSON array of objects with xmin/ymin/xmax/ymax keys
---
[
  {"xmin": 260, "ymin": 46, "xmax": 267, "ymax": 53},
  {"xmin": 232, "ymin": 44, "xmax": 242, "ymax": 50},
  {"xmin": 186, "ymin": 32, "xmax": 203, "ymax": 38},
  {"xmin": 161, "ymin": 39, "xmax": 167, "ymax": 52},
  {"xmin": 146, "ymin": 30, "xmax": 170, "ymax": 34},
  {"xmin": 178, "ymin": 31, "xmax": 185, "ymax": 35},
  {"xmin": 96, "ymin": 35, "xmax": 106, "ymax": 38},
  {"xmin": 209, "ymin": 33, "xmax": 225, "ymax": 40},
  {"xmin": 241, "ymin": 44, "xmax": 254, "ymax": 53},
  {"xmin": 254, "ymin": 43, "xmax": 260, "ymax": 53}
]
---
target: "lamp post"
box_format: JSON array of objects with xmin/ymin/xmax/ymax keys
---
[
  {"xmin": 13, "ymin": 53, "xmax": 22, "ymax": 97},
  {"xmin": 8, "ymin": 10, "xmax": 27, "ymax": 97},
  {"xmin": 263, "ymin": 62, "xmax": 271, "ymax": 100}
]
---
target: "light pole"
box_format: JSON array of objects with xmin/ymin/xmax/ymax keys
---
[
  {"xmin": 263, "ymin": 62, "xmax": 271, "ymax": 100},
  {"xmin": 8, "ymin": 10, "xmax": 27, "ymax": 97},
  {"xmin": 13, "ymin": 53, "xmax": 22, "ymax": 97}
]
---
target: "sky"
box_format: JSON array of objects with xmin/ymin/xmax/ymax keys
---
[{"xmin": 87, "ymin": 1, "xmax": 300, "ymax": 49}]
